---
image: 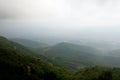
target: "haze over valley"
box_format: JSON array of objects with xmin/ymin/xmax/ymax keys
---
[{"xmin": 0, "ymin": 0, "xmax": 120, "ymax": 80}]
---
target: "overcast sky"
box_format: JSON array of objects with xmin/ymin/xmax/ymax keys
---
[{"xmin": 0, "ymin": 0, "xmax": 120, "ymax": 42}]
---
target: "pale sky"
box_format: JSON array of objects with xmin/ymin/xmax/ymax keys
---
[
  {"xmin": 0, "ymin": 0, "xmax": 120, "ymax": 26},
  {"xmin": 0, "ymin": 0, "xmax": 120, "ymax": 41}
]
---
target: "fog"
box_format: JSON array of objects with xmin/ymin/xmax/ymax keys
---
[{"xmin": 0, "ymin": 0, "xmax": 120, "ymax": 44}]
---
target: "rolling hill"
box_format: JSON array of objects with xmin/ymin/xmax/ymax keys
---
[
  {"xmin": 10, "ymin": 38, "xmax": 49, "ymax": 49},
  {"xmin": 9, "ymin": 38, "xmax": 120, "ymax": 71},
  {"xmin": 108, "ymin": 49, "xmax": 120, "ymax": 57},
  {"xmin": 0, "ymin": 36, "xmax": 72, "ymax": 80},
  {"xmin": 0, "ymin": 36, "xmax": 120, "ymax": 80},
  {"xmin": 36, "ymin": 42, "xmax": 120, "ymax": 70},
  {"xmin": 40, "ymin": 42, "xmax": 101, "ymax": 70}
]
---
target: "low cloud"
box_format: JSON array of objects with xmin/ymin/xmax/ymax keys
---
[
  {"xmin": 0, "ymin": 0, "xmax": 120, "ymax": 41},
  {"xmin": 0, "ymin": 0, "xmax": 120, "ymax": 26}
]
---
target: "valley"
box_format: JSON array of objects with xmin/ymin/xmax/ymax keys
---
[{"xmin": 0, "ymin": 36, "xmax": 119, "ymax": 80}]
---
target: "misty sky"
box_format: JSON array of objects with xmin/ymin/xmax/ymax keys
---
[{"xmin": 0, "ymin": 0, "xmax": 120, "ymax": 42}]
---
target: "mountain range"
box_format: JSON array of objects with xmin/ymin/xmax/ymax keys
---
[{"xmin": 0, "ymin": 36, "xmax": 120, "ymax": 80}]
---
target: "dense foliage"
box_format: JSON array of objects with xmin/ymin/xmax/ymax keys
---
[
  {"xmin": 39, "ymin": 42, "xmax": 100, "ymax": 70},
  {"xmin": 0, "ymin": 36, "xmax": 120, "ymax": 80},
  {"xmin": 0, "ymin": 36, "xmax": 72, "ymax": 80},
  {"xmin": 11, "ymin": 38, "xmax": 120, "ymax": 70}
]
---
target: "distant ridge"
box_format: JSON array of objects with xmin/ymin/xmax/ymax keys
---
[
  {"xmin": 10, "ymin": 38, "xmax": 49, "ymax": 49},
  {"xmin": 0, "ymin": 36, "xmax": 72, "ymax": 80}
]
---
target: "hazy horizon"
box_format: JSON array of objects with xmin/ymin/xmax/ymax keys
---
[{"xmin": 0, "ymin": 0, "xmax": 120, "ymax": 43}]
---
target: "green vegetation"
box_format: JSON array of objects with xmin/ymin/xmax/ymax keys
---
[
  {"xmin": 74, "ymin": 66, "xmax": 112, "ymax": 80},
  {"xmin": 39, "ymin": 42, "xmax": 101, "ymax": 70},
  {"xmin": 0, "ymin": 36, "xmax": 120, "ymax": 80},
  {"xmin": 11, "ymin": 38, "xmax": 49, "ymax": 49},
  {"xmin": 12, "ymin": 38, "xmax": 120, "ymax": 70},
  {"xmin": 0, "ymin": 36, "xmax": 72, "ymax": 80},
  {"xmin": 74, "ymin": 66, "xmax": 120, "ymax": 80}
]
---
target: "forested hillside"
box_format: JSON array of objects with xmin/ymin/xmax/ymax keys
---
[
  {"xmin": 11, "ymin": 37, "xmax": 120, "ymax": 70},
  {"xmin": 0, "ymin": 36, "xmax": 72, "ymax": 80},
  {"xmin": 0, "ymin": 36, "xmax": 120, "ymax": 80},
  {"xmin": 11, "ymin": 38, "xmax": 49, "ymax": 49},
  {"xmin": 41, "ymin": 42, "xmax": 100, "ymax": 70}
]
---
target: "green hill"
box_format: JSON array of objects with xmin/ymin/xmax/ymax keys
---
[
  {"xmin": 0, "ymin": 36, "xmax": 120, "ymax": 80},
  {"xmin": 8, "ymin": 39, "xmax": 101, "ymax": 70},
  {"xmin": 10, "ymin": 38, "xmax": 49, "ymax": 49},
  {"xmin": 10, "ymin": 38, "xmax": 120, "ymax": 71},
  {"xmin": 0, "ymin": 36, "xmax": 37, "ymax": 56},
  {"xmin": 41, "ymin": 42, "xmax": 101, "ymax": 70},
  {"xmin": 0, "ymin": 36, "xmax": 72, "ymax": 80},
  {"xmin": 109, "ymin": 49, "xmax": 120, "ymax": 57},
  {"xmin": 74, "ymin": 66, "xmax": 120, "ymax": 80}
]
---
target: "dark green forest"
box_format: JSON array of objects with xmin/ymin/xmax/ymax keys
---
[{"xmin": 0, "ymin": 36, "xmax": 120, "ymax": 80}]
